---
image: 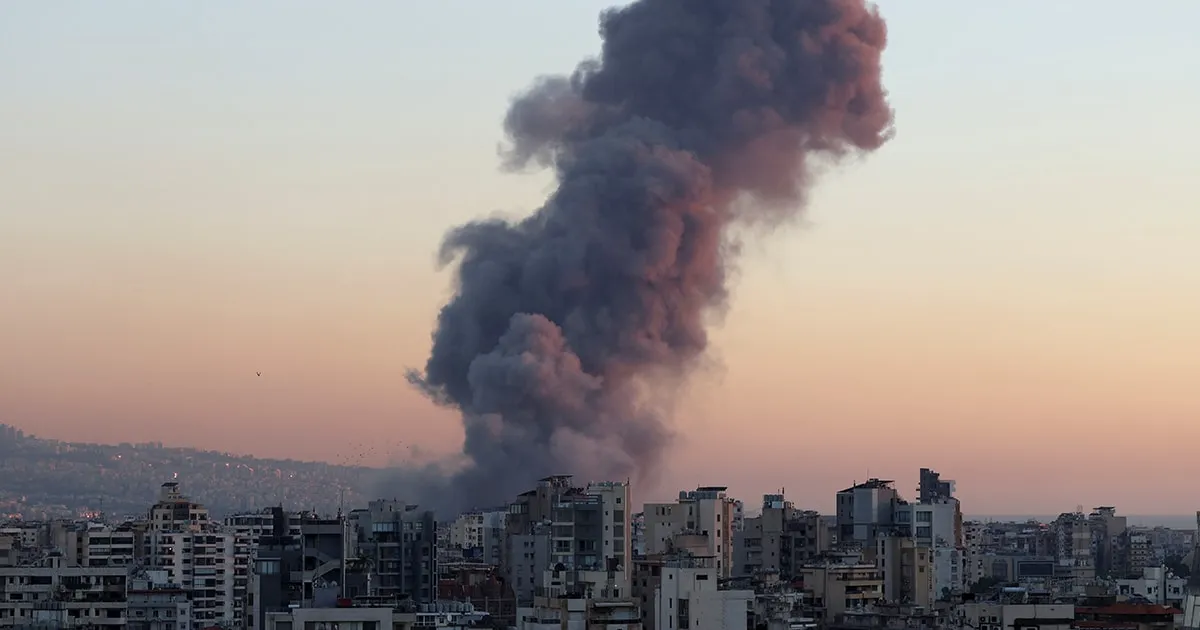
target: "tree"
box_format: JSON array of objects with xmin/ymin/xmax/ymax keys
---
[
  {"xmin": 1165, "ymin": 554, "xmax": 1191, "ymax": 579},
  {"xmin": 970, "ymin": 576, "xmax": 1005, "ymax": 594}
]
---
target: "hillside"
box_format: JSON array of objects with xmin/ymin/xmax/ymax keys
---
[{"xmin": 0, "ymin": 424, "xmax": 375, "ymax": 519}]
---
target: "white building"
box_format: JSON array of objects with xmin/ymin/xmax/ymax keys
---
[
  {"xmin": 1115, "ymin": 566, "xmax": 1187, "ymax": 607},
  {"xmin": 644, "ymin": 487, "xmax": 737, "ymax": 577},
  {"xmin": 145, "ymin": 482, "xmax": 237, "ymax": 627},
  {"xmin": 81, "ymin": 523, "xmax": 138, "ymax": 568},
  {"xmin": 45, "ymin": 521, "xmax": 138, "ymax": 569},
  {"xmin": 893, "ymin": 499, "xmax": 963, "ymax": 598},
  {"xmin": 957, "ymin": 601, "xmax": 1075, "ymax": 630},
  {"xmin": 654, "ymin": 557, "xmax": 752, "ymax": 630}
]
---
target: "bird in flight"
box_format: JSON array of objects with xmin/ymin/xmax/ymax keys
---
[{"xmin": 256, "ymin": 372, "xmax": 261, "ymax": 377}]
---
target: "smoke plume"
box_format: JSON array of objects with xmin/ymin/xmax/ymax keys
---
[{"xmin": 404, "ymin": 0, "xmax": 894, "ymax": 513}]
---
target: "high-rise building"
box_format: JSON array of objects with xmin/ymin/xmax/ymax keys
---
[
  {"xmin": 1088, "ymin": 507, "xmax": 1129, "ymax": 578},
  {"xmin": 835, "ymin": 479, "xmax": 902, "ymax": 547},
  {"xmin": 917, "ymin": 468, "xmax": 956, "ymax": 503},
  {"xmin": 248, "ymin": 507, "xmax": 355, "ymax": 629},
  {"xmin": 1051, "ymin": 512, "xmax": 1095, "ymax": 589},
  {"xmin": 502, "ymin": 476, "xmax": 632, "ymax": 607},
  {"xmin": 347, "ymin": 499, "xmax": 438, "ymax": 603},
  {"xmin": 733, "ymin": 493, "xmax": 829, "ymax": 581},
  {"xmin": 127, "ymin": 569, "xmax": 193, "ymax": 630},
  {"xmin": 448, "ymin": 509, "xmax": 507, "ymax": 565},
  {"xmin": 643, "ymin": 486, "xmax": 737, "ymax": 577},
  {"xmin": 0, "ymin": 555, "xmax": 129, "ymax": 629},
  {"xmin": 143, "ymin": 482, "xmax": 237, "ymax": 626}
]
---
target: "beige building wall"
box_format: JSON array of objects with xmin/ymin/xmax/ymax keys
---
[
  {"xmin": 799, "ymin": 564, "xmax": 883, "ymax": 620},
  {"xmin": 871, "ymin": 536, "xmax": 933, "ymax": 607}
]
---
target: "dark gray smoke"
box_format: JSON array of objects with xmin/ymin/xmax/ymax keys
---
[{"xmin": 404, "ymin": 0, "xmax": 894, "ymax": 514}]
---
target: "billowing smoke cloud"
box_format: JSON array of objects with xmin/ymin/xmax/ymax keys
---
[{"xmin": 403, "ymin": 0, "xmax": 894, "ymax": 514}]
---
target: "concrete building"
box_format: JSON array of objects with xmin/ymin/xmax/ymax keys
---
[
  {"xmin": 1051, "ymin": 512, "xmax": 1095, "ymax": 589},
  {"xmin": 518, "ymin": 567, "xmax": 640, "ymax": 630},
  {"xmin": 261, "ymin": 603, "xmax": 419, "ymax": 630},
  {"xmin": 247, "ymin": 507, "xmax": 356, "ymax": 630},
  {"xmin": 835, "ymin": 480, "xmax": 901, "ymax": 547},
  {"xmin": 127, "ymin": 569, "xmax": 192, "ymax": 630},
  {"xmin": 1129, "ymin": 532, "xmax": 1155, "ymax": 576},
  {"xmin": 872, "ymin": 535, "xmax": 933, "ymax": 607},
  {"xmin": 964, "ymin": 521, "xmax": 988, "ymax": 587},
  {"xmin": 1090, "ymin": 507, "xmax": 1129, "ymax": 578},
  {"xmin": 42, "ymin": 521, "xmax": 138, "ymax": 570},
  {"xmin": 797, "ymin": 563, "xmax": 883, "ymax": 621},
  {"xmin": 917, "ymin": 468, "xmax": 955, "ymax": 503},
  {"xmin": 149, "ymin": 482, "xmax": 211, "ymax": 533},
  {"xmin": 892, "ymin": 499, "xmax": 963, "ymax": 598},
  {"xmin": 656, "ymin": 558, "xmax": 751, "ymax": 630},
  {"xmin": 644, "ymin": 487, "xmax": 737, "ymax": 577},
  {"xmin": 503, "ymin": 477, "xmax": 631, "ymax": 608},
  {"xmin": 586, "ymin": 482, "xmax": 632, "ymax": 580},
  {"xmin": 447, "ymin": 510, "xmax": 506, "ymax": 565},
  {"xmin": 0, "ymin": 537, "xmax": 14, "ymax": 569},
  {"xmin": 633, "ymin": 553, "xmax": 752, "ymax": 630},
  {"xmin": 957, "ymin": 600, "xmax": 1075, "ymax": 630},
  {"xmin": 0, "ymin": 554, "xmax": 128, "ymax": 629},
  {"xmin": 733, "ymin": 494, "xmax": 829, "ymax": 581},
  {"xmin": 224, "ymin": 508, "xmax": 304, "ymax": 627},
  {"xmin": 144, "ymin": 483, "xmax": 237, "ymax": 626},
  {"xmin": 1116, "ymin": 566, "xmax": 1188, "ymax": 607},
  {"xmin": 347, "ymin": 499, "xmax": 437, "ymax": 603},
  {"xmin": 510, "ymin": 529, "xmax": 554, "ymax": 607}
]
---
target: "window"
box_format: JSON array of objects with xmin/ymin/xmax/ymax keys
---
[{"xmin": 916, "ymin": 511, "xmax": 932, "ymax": 523}]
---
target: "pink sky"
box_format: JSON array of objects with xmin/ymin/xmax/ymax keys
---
[{"xmin": 3, "ymin": 1, "xmax": 1199, "ymax": 515}]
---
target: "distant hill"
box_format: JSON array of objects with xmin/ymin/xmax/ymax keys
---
[{"xmin": 0, "ymin": 424, "xmax": 375, "ymax": 519}]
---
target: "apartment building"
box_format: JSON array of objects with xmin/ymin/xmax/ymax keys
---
[
  {"xmin": 1116, "ymin": 566, "xmax": 1187, "ymax": 607},
  {"xmin": 0, "ymin": 538, "xmax": 13, "ymax": 570},
  {"xmin": 503, "ymin": 476, "xmax": 632, "ymax": 607},
  {"xmin": 127, "ymin": 569, "xmax": 192, "ymax": 630},
  {"xmin": 1090, "ymin": 507, "xmax": 1129, "ymax": 578},
  {"xmin": 798, "ymin": 563, "xmax": 883, "ymax": 621},
  {"xmin": 447, "ymin": 509, "xmax": 507, "ymax": 565},
  {"xmin": 892, "ymin": 499, "xmax": 963, "ymax": 597},
  {"xmin": 633, "ymin": 553, "xmax": 753, "ymax": 630},
  {"xmin": 958, "ymin": 600, "xmax": 1075, "ymax": 630},
  {"xmin": 1128, "ymin": 532, "xmax": 1155, "ymax": 576},
  {"xmin": 0, "ymin": 554, "xmax": 128, "ymax": 629},
  {"xmin": 347, "ymin": 499, "xmax": 437, "ymax": 603},
  {"xmin": 1051, "ymin": 512, "xmax": 1095, "ymax": 588},
  {"xmin": 518, "ymin": 566, "xmax": 640, "ymax": 630},
  {"xmin": 46, "ymin": 521, "xmax": 138, "ymax": 569},
  {"xmin": 144, "ymin": 482, "xmax": 237, "ymax": 626},
  {"xmin": 872, "ymin": 535, "xmax": 933, "ymax": 606},
  {"xmin": 835, "ymin": 479, "xmax": 901, "ymax": 547},
  {"xmin": 248, "ymin": 508, "xmax": 357, "ymax": 630},
  {"xmin": 644, "ymin": 487, "xmax": 736, "ymax": 577},
  {"xmin": 733, "ymin": 493, "xmax": 829, "ymax": 581}
]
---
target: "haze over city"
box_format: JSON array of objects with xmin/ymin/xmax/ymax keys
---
[{"xmin": 3, "ymin": 1, "xmax": 1199, "ymax": 517}]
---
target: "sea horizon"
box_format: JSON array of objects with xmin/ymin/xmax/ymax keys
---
[{"xmin": 969, "ymin": 514, "xmax": 1197, "ymax": 529}]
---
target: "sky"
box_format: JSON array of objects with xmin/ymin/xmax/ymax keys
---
[{"xmin": 2, "ymin": 1, "xmax": 1198, "ymax": 515}]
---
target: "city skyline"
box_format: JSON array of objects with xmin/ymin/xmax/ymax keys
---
[{"xmin": 3, "ymin": 1, "xmax": 1200, "ymax": 516}]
